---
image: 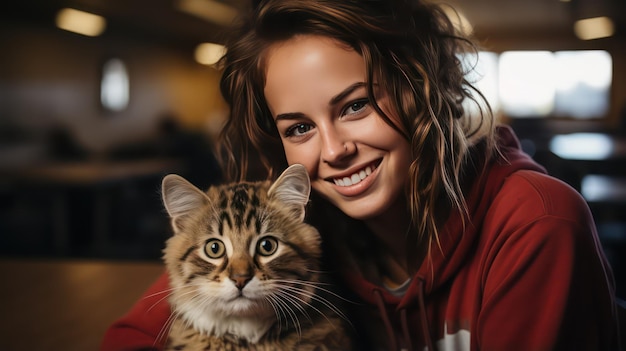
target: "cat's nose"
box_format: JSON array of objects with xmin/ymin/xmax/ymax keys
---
[{"xmin": 230, "ymin": 274, "xmax": 252, "ymax": 290}]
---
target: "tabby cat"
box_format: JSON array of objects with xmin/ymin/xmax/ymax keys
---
[{"xmin": 160, "ymin": 164, "xmax": 352, "ymax": 350}]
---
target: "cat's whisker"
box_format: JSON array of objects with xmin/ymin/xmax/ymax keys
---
[
  {"xmin": 267, "ymin": 294, "xmax": 294, "ymax": 334},
  {"xmin": 145, "ymin": 282, "xmax": 209, "ymax": 313},
  {"xmin": 269, "ymin": 291, "xmax": 305, "ymax": 339},
  {"xmin": 158, "ymin": 288, "xmax": 203, "ymax": 312},
  {"xmin": 265, "ymin": 294, "xmax": 288, "ymax": 335},
  {"xmin": 263, "ymin": 295, "xmax": 281, "ymax": 327},
  {"xmin": 273, "ymin": 283, "xmax": 353, "ymax": 328},
  {"xmin": 155, "ymin": 311, "xmax": 181, "ymax": 347},
  {"xmin": 272, "ymin": 289, "xmax": 314, "ymax": 328},
  {"xmin": 275, "ymin": 285, "xmax": 338, "ymax": 325},
  {"xmin": 272, "ymin": 288, "xmax": 311, "ymax": 319},
  {"xmin": 272, "ymin": 278, "xmax": 357, "ymax": 304},
  {"xmin": 275, "ymin": 279, "xmax": 358, "ymax": 305},
  {"xmin": 147, "ymin": 291, "xmax": 176, "ymax": 313},
  {"xmin": 145, "ymin": 286, "xmax": 192, "ymax": 313},
  {"xmin": 177, "ymin": 290, "xmax": 214, "ymax": 315},
  {"xmin": 301, "ymin": 268, "xmax": 339, "ymax": 275},
  {"xmin": 142, "ymin": 287, "xmax": 174, "ymax": 299}
]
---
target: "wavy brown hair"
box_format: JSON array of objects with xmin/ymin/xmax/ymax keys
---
[{"xmin": 217, "ymin": 0, "xmax": 497, "ymax": 245}]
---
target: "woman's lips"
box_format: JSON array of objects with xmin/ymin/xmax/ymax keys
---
[
  {"xmin": 333, "ymin": 164, "xmax": 375, "ymax": 186},
  {"xmin": 326, "ymin": 160, "xmax": 380, "ymax": 197}
]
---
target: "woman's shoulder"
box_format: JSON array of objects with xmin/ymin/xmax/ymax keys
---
[
  {"xmin": 476, "ymin": 170, "xmax": 602, "ymax": 272},
  {"xmin": 484, "ymin": 169, "xmax": 595, "ymax": 234},
  {"xmin": 504, "ymin": 170, "xmax": 589, "ymax": 215}
]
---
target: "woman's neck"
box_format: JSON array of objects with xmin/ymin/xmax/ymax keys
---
[{"xmin": 364, "ymin": 197, "xmax": 419, "ymax": 281}]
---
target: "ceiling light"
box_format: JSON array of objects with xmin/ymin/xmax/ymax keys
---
[
  {"xmin": 56, "ymin": 8, "xmax": 106, "ymax": 37},
  {"xmin": 177, "ymin": 0, "xmax": 238, "ymax": 26},
  {"xmin": 574, "ymin": 16, "xmax": 615, "ymax": 40},
  {"xmin": 195, "ymin": 43, "xmax": 226, "ymax": 66}
]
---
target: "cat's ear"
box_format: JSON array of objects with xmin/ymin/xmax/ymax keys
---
[
  {"xmin": 161, "ymin": 174, "xmax": 209, "ymax": 232},
  {"xmin": 268, "ymin": 164, "xmax": 311, "ymax": 222}
]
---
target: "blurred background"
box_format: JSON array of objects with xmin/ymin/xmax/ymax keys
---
[{"xmin": 0, "ymin": 0, "xmax": 624, "ymax": 348}]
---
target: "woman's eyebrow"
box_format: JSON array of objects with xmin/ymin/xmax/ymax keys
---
[
  {"xmin": 274, "ymin": 112, "xmax": 306, "ymax": 122},
  {"xmin": 329, "ymin": 82, "xmax": 366, "ymax": 106},
  {"xmin": 274, "ymin": 82, "xmax": 367, "ymax": 122}
]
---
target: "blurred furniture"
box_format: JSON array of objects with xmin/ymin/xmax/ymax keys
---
[
  {"xmin": 1, "ymin": 158, "xmax": 183, "ymax": 257},
  {"xmin": 547, "ymin": 132, "xmax": 626, "ymax": 209},
  {"xmin": 0, "ymin": 258, "xmax": 163, "ymax": 351}
]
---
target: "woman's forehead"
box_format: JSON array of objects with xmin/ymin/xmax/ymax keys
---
[{"xmin": 263, "ymin": 36, "xmax": 368, "ymax": 116}]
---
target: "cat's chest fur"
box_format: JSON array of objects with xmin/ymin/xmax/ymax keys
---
[
  {"xmin": 159, "ymin": 164, "xmax": 352, "ymax": 351},
  {"xmin": 166, "ymin": 309, "xmax": 348, "ymax": 351}
]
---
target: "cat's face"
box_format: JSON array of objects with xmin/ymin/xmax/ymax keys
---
[{"xmin": 161, "ymin": 164, "xmax": 320, "ymax": 320}]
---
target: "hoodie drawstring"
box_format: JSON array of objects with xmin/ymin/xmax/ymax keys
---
[
  {"xmin": 374, "ymin": 280, "xmax": 434, "ymax": 351},
  {"xmin": 373, "ymin": 289, "xmax": 399, "ymax": 351},
  {"xmin": 400, "ymin": 308, "xmax": 414, "ymax": 351},
  {"xmin": 416, "ymin": 278, "xmax": 434, "ymax": 351}
]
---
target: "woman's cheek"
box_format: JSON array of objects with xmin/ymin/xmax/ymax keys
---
[{"xmin": 285, "ymin": 147, "xmax": 313, "ymax": 170}]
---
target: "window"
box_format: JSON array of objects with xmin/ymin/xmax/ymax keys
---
[
  {"xmin": 499, "ymin": 51, "xmax": 555, "ymax": 117},
  {"xmin": 553, "ymin": 50, "xmax": 612, "ymax": 119},
  {"xmin": 463, "ymin": 50, "xmax": 612, "ymax": 119}
]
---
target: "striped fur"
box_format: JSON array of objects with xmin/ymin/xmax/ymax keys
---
[{"xmin": 160, "ymin": 164, "xmax": 352, "ymax": 351}]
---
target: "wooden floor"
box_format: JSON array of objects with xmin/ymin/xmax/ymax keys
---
[{"xmin": 0, "ymin": 258, "xmax": 164, "ymax": 351}]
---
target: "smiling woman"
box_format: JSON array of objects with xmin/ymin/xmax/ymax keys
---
[{"xmin": 265, "ymin": 35, "xmax": 411, "ymax": 223}]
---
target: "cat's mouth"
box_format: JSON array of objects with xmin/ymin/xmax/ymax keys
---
[
  {"xmin": 230, "ymin": 291, "xmax": 260, "ymax": 302},
  {"xmin": 227, "ymin": 294, "xmax": 254, "ymax": 306},
  {"xmin": 225, "ymin": 294, "xmax": 273, "ymax": 315},
  {"xmin": 232, "ymin": 291, "xmax": 250, "ymax": 299},
  {"xmin": 328, "ymin": 160, "xmax": 380, "ymax": 187}
]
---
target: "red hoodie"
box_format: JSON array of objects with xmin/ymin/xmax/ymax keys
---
[{"xmin": 101, "ymin": 126, "xmax": 620, "ymax": 351}]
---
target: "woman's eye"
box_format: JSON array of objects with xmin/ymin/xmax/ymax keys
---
[
  {"xmin": 257, "ymin": 236, "xmax": 279, "ymax": 256},
  {"xmin": 204, "ymin": 239, "xmax": 225, "ymax": 258},
  {"xmin": 285, "ymin": 123, "xmax": 312, "ymax": 137},
  {"xmin": 342, "ymin": 99, "xmax": 369, "ymax": 116}
]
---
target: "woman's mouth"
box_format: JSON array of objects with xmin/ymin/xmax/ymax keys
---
[{"xmin": 332, "ymin": 162, "xmax": 378, "ymax": 187}]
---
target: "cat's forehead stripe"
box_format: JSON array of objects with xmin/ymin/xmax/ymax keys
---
[
  {"xmin": 245, "ymin": 209, "xmax": 262, "ymax": 234},
  {"xmin": 217, "ymin": 183, "xmax": 262, "ymax": 231},
  {"xmin": 218, "ymin": 212, "xmax": 231, "ymax": 235},
  {"xmin": 231, "ymin": 185, "xmax": 250, "ymax": 227}
]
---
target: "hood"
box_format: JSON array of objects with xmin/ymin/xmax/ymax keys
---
[{"xmin": 341, "ymin": 125, "xmax": 547, "ymax": 307}]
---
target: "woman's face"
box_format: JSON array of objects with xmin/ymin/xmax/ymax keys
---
[{"xmin": 264, "ymin": 35, "xmax": 411, "ymax": 221}]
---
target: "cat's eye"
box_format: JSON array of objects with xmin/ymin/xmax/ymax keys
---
[
  {"xmin": 257, "ymin": 237, "xmax": 278, "ymax": 256},
  {"xmin": 204, "ymin": 239, "xmax": 225, "ymax": 258}
]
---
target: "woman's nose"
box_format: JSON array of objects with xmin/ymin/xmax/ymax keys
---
[{"xmin": 320, "ymin": 127, "xmax": 355, "ymax": 164}]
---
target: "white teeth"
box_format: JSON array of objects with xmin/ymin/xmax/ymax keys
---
[{"xmin": 333, "ymin": 166, "xmax": 374, "ymax": 187}]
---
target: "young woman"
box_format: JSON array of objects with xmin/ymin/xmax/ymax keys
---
[{"xmin": 101, "ymin": 0, "xmax": 621, "ymax": 350}]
